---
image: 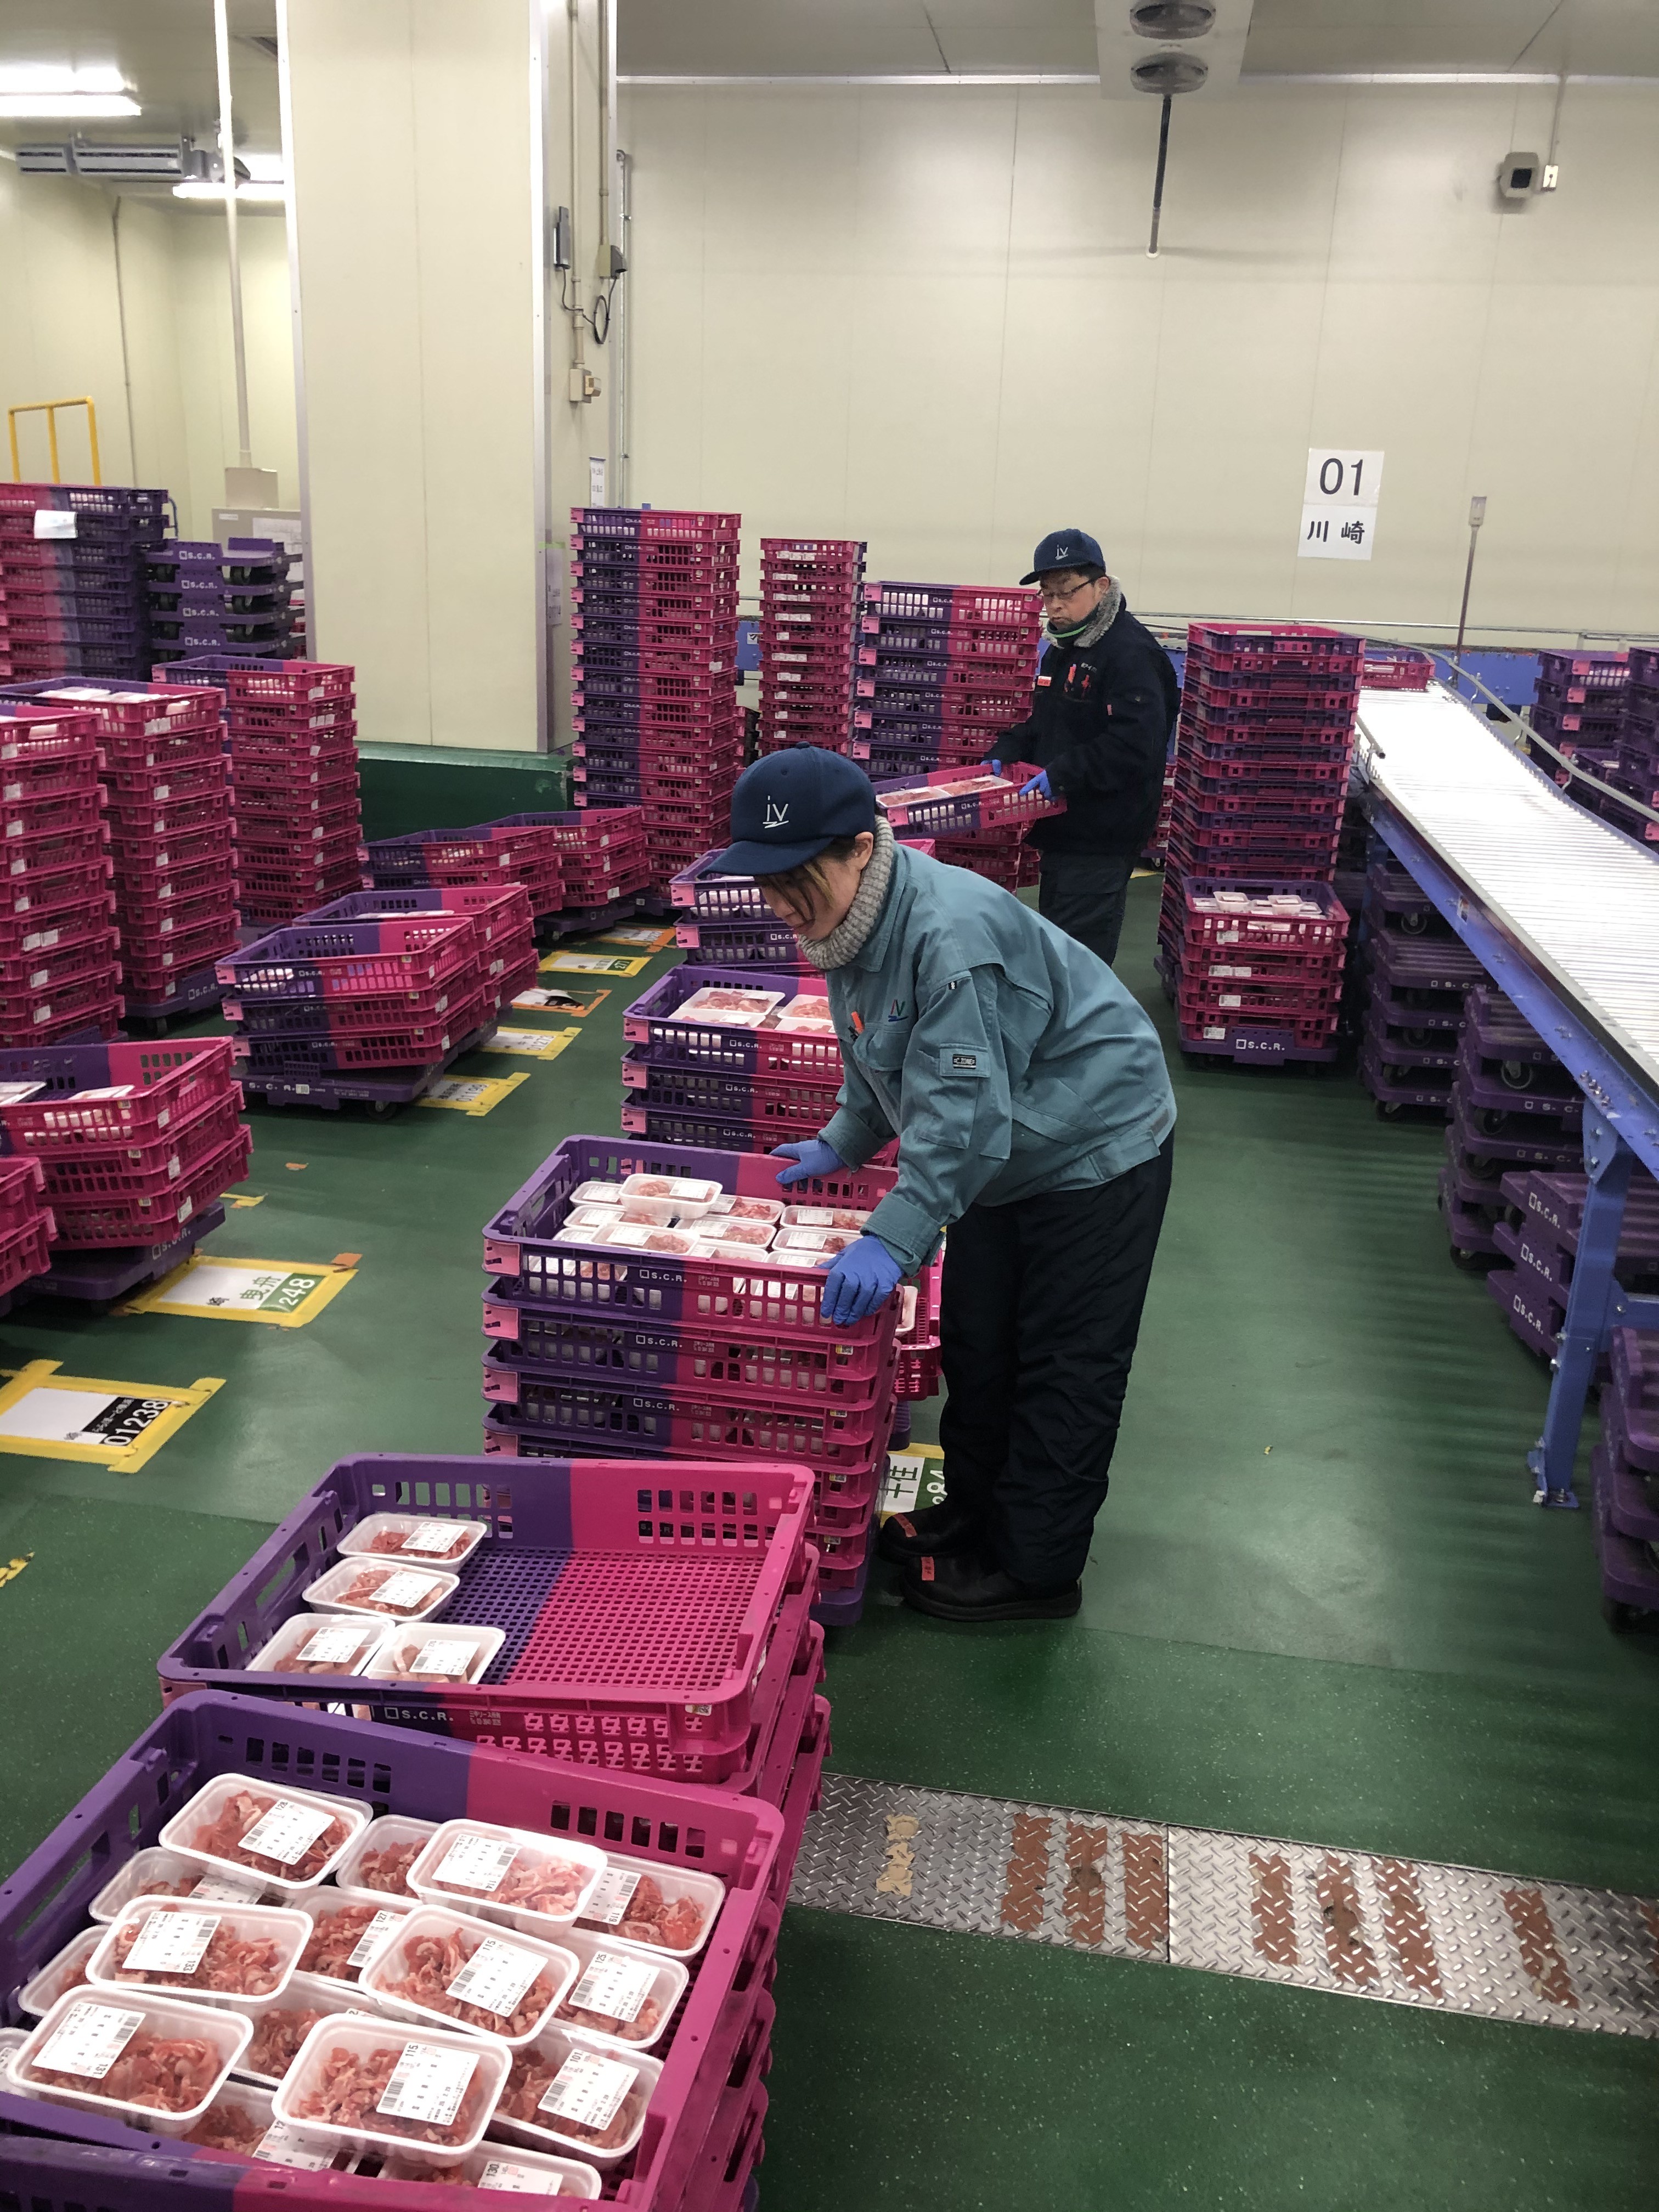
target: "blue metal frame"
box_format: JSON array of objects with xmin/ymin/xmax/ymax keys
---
[{"xmin": 1367, "ymin": 798, "xmax": 1659, "ymax": 1509}]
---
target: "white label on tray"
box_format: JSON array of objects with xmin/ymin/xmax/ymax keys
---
[
  {"xmin": 36, "ymin": 2001, "xmax": 144, "ymax": 2080},
  {"xmin": 238, "ymin": 1798, "xmax": 335, "ymax": 1867},
  {"xmin": 408, "ymin": 1639, "xmax": 477, "ymax": 1678},
  {"xmin": 346, "ymin": 1909, "xmax": 405, "ymax": 1968},
  {"xmin": 400, "ymin": 1520, "xmax": 468, "ymax": 1554},
  {"xmin": 539, "ymin": 2048, "xmax": 637, "ymax": 2133},
  {"xmin": 580, "ymin": 1869, "xmax": 642, "ymax": 1927},
  {"xmin": 377, "ymin": 2040, "xmax": 478, "ymax": 2127},
  {"xmin": 569, "ymin": 1948, "xmax": 657, "ymax": 2022},
  {"xmin": 435, "ymin": 1833, "xmax": 520, "ymax": 1893},
  {"xmin": 297, "ymin": 1625, "xmax": 371, "ymax": 1667},
  {"xmin": 791, "ymin": 1208, "xmax": 833, "ymax": 1226},
  {"xmin": 476, "ymin": 2158, "xmax": 562, "ymax": 2194},
  {"xmin": 368, "ymin": 1570, "xmax": 443, "ymax": 1611},
  {"xmin": 122, "ymin": 1908, "xmax": 220, "ymax": 1976},
  {"xmin": 255, "ymin": 2120, "xmax": 336, "ymax": 2169},
  {"xmin": 190, "ymin": 1872, "xmax": 263, "ymax": 1904},
  {"xmin": 445, "ymin": 1936, "xmax": 545, "ymax": 2018}
]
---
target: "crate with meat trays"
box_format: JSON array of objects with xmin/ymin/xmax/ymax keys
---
[
  {"xmin": 618, "ymin": 966, "xmax": 844, "ymax": 1155},
  {"xmin": 481, "ymin": 1135, "xmax": 918, "ymax": 1605},
  {"xmin": 868, "ymin": 762, "xmax": 1064, "ymax": 840},
  {"xmin": 0, "ymin": 1684, "xmax": 794, "ymax": 2209},
  {"xmin": 1157, "ymin": 879, "xmax": 1352, "ymax": 1066},
  {"xmin": 0, "ymin": 704, "xmax": 123, "ymax": 1042},
  {"xmin": 217, "ymin": 915, "xmax": 501, "ymax": 1114}
]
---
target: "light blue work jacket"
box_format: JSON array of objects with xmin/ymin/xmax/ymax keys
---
[{"xmin": 818, "ymin": 843, "xmax": 1177, "ymax": 1273}]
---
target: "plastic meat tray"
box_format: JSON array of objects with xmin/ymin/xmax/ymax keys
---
[
  {"xmin": 0, "ymin": 1690, "xmax": 786, "ymax": 2209},
  {"xmin": 157, "ymin": 1452, "xmax": 813, "ymax": 1770}
]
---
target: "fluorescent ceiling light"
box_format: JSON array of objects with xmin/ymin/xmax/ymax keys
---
[
  {"xmin": 0, "ymin": 93, "xmax": 140, "ymax": 117},
  {"xmin": 0, "ymin": 65, "xmax": 128, "ymax": 93},
  {"xmin": 172, "ymin": 178, "xmax": 285, "ymax": 202}
]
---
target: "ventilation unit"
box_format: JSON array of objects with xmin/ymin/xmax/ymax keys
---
[
  {"xmin": 1095, "ymin": 0, "xmax": 1254, "ymax": 98},
  {"xmin": 15, "ymin": 138, "xmax": 190, "ymax": 180}
]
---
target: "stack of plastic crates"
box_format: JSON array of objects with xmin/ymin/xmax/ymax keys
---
[
  {"xmin": 1593, "ymin": 1317, "xmax": 1659, "ymax": 1623},
  {"xmin": 218, "ymin": 911, "xmax": 504, "ymax": 1111},
  {"xmin": 0, "ymin": 481, "xmax": 167, "ymax": 684},
  {"xmin": 619, "ymin": 966, "xmax": 849, "ymax": 1158},
  {"xmin": 1526, "ymin": 647, "xmax": 1627, "ymax": 800},
  {"xmin": 871, "ymin": 761, "xmax": 1063, "ymax": 889},
  {"xmin": 3, "ymin": 1639, "xmax": 799, "ymax": 2207},
  {"xmin": 160, "ymin": 653, "xmax": 365, "ymax": 927},
  {"xmin": 308, "ymin": 883, "xmax": 539, "ymax": 1017},
  {"xmin": 671, "ymin": 854, "xmax": 816, "ymax": 974},
  {"xmin": 0, "ymin": 704, "xmax": 122, "ymax": 1044},
  {"xmin": 481, "ymin": 1136, "xmax": 912, "ymax": 1623},
  {"xmin": 1155, "ymin": 623, "xmax": 1361, "ymax": 1057},
  {"xmin": 755, "ymin": 538, "xmax": 865, "ymax": 757},
  {"xmin": 1356, "ymin": 854, "xmax": 1484, "ymax": 1119},
  {"xmin": 2, "ymin": 678, "xmax": 239, "ymax": 1024},
  {"xmin": 571, "ymin": 508, "xmax": 743, "ymax": 889},
  {"xmin": 146, "ymin": 538, "xmax": 294, "ymax": 666},
  {"xmin": 540, "ymin": 804, "xmax": 652, "ymax": 925},
  {"xmin": 1163, "ymin": 878, "xmax": 1351, "ymax": 1066},
  {"xmin": 0, "ymin": 1155, "xmax": 55, "ymax": 1310},
  {"xmin": 0, "ymin": 1037, "xmax": 249, "ymax": 1261},
  {"xmin": 366, "ymin": 819, "xmax": 566, "ymax": 932},
  {"xmin": 1610, "ymin": 645, "xmax": 1659, "ymax": 838},
  {"xmin": 851, "ymin": 580, "xmax": 1041, "ymax": 783}
]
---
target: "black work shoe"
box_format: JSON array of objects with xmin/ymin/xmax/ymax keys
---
[
  {"xmin": 877, "ymin": 1499, "xmax": 984, "ymax": 1564},
  {"xmin": 901, "ymin": 1550, "xmax": 1081, "ymax": 1623}
]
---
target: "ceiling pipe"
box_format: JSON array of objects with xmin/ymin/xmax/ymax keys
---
[{"xmin": 1147, "ymin": 92, "xmax": 1172, "ymax": 253}]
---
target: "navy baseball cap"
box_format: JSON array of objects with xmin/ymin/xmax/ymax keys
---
[
  {"xmin": 713, "ymin": 744, "xmax": 878, "ymax": 877},
  {"xmin": 1021, "ymin": 528, "xmax": 1105, "ymax": 584}
]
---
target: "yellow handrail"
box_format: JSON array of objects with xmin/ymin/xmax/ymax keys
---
[{"xmin": 7, "ymin": 398, "xmax": 101, "ymax": 486}]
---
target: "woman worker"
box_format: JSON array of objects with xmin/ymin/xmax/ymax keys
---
[{"xmin": 710, "ymin": 743, "xmax": 1176, "ymax": 1626}]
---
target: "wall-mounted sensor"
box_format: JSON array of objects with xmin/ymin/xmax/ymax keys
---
[
  {"xmin": 551, "ymin": 205, "xmax": 573, "ymax": 268},
  {"xmin": 1496, "ymin": 153, "xmax": 1541, "ymax": 201}
]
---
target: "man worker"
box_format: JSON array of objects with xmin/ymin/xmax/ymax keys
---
[{"xmin": 989, "ymin": 528, "xmax": 1180, "ymax": 968}]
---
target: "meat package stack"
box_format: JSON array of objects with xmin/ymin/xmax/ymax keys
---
[
  {"xmin": 163, "ymin": 655, "xmax": 365, "ymax": 929},
  {"xmin": 0, "ymin": 703, "xmax": 122, "ymax": 1045},
  {"xmin": 1594, "ymin": 1319, "xmax": 1659, "ymax": 1623},
  {"xmin": 4, "ymin": 1452, "xmax": 824, "ymax": 2205},
  {"xmin": 570, "ymin": 507, "xmax": 743, "ymax": 889},
  {"xmin": 481, "ymin": 1131, "xmax": 917, "ymax": 1627},
  {"xmin": 0, "ymin": 1038, "xmax": 249, "ymax": 1287},
  {"xmin": 0, "ymin": 481, "xmax": 166, "ymax": 685},
  {"xmin": 146, "ymin": 538, "xmax": 295, "ymax": 668},
  {"xmin": 1610, "ymin": 645, "xmax": 1659, "ymax": 839},
  {"xmin": 217, "ymin": 896, "xmax": 528, "ymax": 1112},
  {"xmin": 755, "ymin": 537, "xmax": 865, "ymax": 757},
  {"xmin": 1525, "ymin": 647, "xmax": 1627, "ymax": 803},
  {"xmin": 366, "ymin": 816, "xmax": 567, "ymax": 934},
  {"xmin": 852, "ymin": 583, "xmax": 1042, "ymax": 879},
  {"xmin": 1155, "ymin": 623, "xmax": 1362, "ymax": 1064},
  {"xmin": 1, "ymin": 678, "xmax": 240, "ymax": 1023}
]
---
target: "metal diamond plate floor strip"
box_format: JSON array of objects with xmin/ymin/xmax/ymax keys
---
[{"xmin": 791, "ymin": 1774, "xmax": 1659, "ymax": 2038}]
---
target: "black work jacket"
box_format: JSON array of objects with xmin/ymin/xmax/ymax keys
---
[{"xmin": 994, "ymin": 601, "xmax": 1179, "ymax": 856}]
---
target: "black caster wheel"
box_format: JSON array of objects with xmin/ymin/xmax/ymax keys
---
[
  {"xmin": 1376, "ymin": 1100, "xmax": 1402, "ymax": 1120},
  {"xmin": 1450, "ymin": 1245, "xmax": 1490, "ymax": 1273},
  {"xmin": 368, "ymin": 1101, "xmax": 399, "ymax": 1120}
]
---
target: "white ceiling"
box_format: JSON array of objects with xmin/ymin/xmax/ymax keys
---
[
  {"xmin": 0, "ymin": 0, "xmax": 280, "ymax": 156},
  {"xmin": 615, "ymin": 0, "xmax": 1659, "ymax": 78}
]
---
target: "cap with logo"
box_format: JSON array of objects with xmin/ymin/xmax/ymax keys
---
[
  {"xmin": 1021, "ymin": 528, "xmax": 1106, "ymax": 585},
  {"xmin": 713, "ymin": 744, "xmax": 879, "ymax": 877}
]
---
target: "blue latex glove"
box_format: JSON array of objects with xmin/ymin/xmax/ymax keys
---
[
  {"xmin": 1020, "ymin": 768, "xmax": 1052, "ymax": 799},
  {"xmin": 819, "ymin": 1234, "xmax": 904, "ymax": 1327},
  {"xmin": 988, "ymin": 758, "xmax": 1003, "ymax": 777},
  {"xmin": 772, "ymin": 1138, "xmax": 844, "ymax": 1189}
]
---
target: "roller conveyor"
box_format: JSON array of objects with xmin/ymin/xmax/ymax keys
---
[{"xmin": 1353, "ymin": 685, "xmax": 1659, "ymax": 1520}]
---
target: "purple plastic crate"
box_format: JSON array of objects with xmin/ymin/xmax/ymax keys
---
[
  {"xmin": 235, "ymin": 1020, "xmax": 492, "ymax": 1111},
  {"xmin": 120, "ymin": 961, "xmax": 227, "ymax": 1026},
  {"xmin": 1485, "ymin": 1265, "xmax": 1561, "ymax": 1356},
  {"xmin": 811, "ymin": 1541, "xmax": 871, "ymax": 1628},
  {"xmin": 1360, "ymin": 1050, "xmax": 1452, "ymax": 1112},
  {"xmin": 1455, "ymin": 1039, "xmax": 1582, "ymax": 1124},
  {"xmin": 0, "ymin": 1689, "xmax": 789, "ymax": 2208},
  {"xmin": 1437, "ymin": 1168, "xmax": 1503, "ymax": 1257},
  {"xmin": 1180, "ymin": 1023, "xmax": 1338, "ymax": 1067},
  {"xmin": 1592, "ymin": 1447, "xmax": 1659, "ymax": 1617}
]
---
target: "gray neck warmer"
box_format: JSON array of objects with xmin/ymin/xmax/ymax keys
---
[
  {"xmin": 797, "ymin": 816, "xmax": 895, "ymax": 973},
  {"xmin": 1044, "ymin": 578, "xmax": 1123, "ymax": 652}
]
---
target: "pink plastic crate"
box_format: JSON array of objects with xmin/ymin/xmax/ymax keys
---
[
  {"xmin": 871, "ymin": 763, "xmax": 1063, "ymax": 837},
  {"xmin": 47, "ymin": 1122, "xmax": 251, "ymax": 1244},
  {"xmin": 623, "ymin": 967, "xmax": 838, "ymax": 1084}
]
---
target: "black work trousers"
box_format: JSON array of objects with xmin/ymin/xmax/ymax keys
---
[
  {"xmin": 1037, "ymin": 851, "xmax": 1135, "ymax": 968},
  {"xmin": 936, "ymin": 1136, "xmax": 1174, "ymax": 1588}
]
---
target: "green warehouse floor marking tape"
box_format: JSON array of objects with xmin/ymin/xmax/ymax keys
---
[
  {"xmin": 121, "ymin": 1256, "xmax": 357, "ymax": 1327},
  {"xmin": 0, "ymin": 1362, "xmax": 223, "ymax": 1471}
]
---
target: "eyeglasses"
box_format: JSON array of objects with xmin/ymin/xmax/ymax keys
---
[{"xmin": 1039, "ymin": 578, "xmax": 1098, "ymax": 606}]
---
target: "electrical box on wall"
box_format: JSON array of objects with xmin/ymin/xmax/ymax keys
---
[{"xmin": 1496, "ymin": 152, "xmax": 1542, "ymax": 201}]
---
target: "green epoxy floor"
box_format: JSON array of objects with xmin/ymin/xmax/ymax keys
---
[{"xmin": 0, "ymin": 874, "xmax": 1655, "ymax": 2207}]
